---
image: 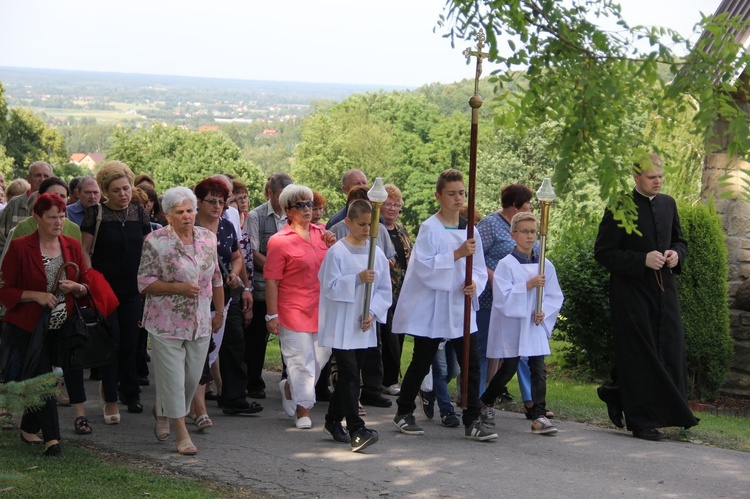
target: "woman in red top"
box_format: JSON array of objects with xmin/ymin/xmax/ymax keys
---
[
  {"xmin": 264, "ymin": 184, "xmax": 335, "ymax": 429},
  {"xmin": 0, "ymin": 194, "xmax": 90, "ymax": 456}
]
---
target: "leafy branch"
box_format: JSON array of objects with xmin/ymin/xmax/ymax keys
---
[{"xmin": 438, "ymin": 0, "xmax": 750, "ymax": 231}]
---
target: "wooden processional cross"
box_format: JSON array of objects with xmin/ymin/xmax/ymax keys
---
[{"xmin": 459, "ymin": 29, "xmax": 490, "ymax": 409}]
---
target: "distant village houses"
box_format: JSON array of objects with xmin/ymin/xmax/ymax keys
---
[
  {"xmin": 69, "ymin": 152, "xmax": 105, "ymax": 171},
  {"xmin": 257, "ymin": 129, "xmax": 278, "ymax": 139}
]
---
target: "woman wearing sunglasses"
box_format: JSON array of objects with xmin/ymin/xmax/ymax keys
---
[{"xmin": 264, "ymin": 184, "xmax": 335, "ymax": 429}]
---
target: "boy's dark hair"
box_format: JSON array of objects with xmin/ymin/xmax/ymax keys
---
[
  {"xmin": 347, "ymin": 199, "xmax": 372, "ymax": 220},
  {"xmin": 436, "ymin": 169, "xmax": 464, "ymax": 194},
  {"xmin": 347, "ymin": 186, "xmax": 370, "ymax": 204}
]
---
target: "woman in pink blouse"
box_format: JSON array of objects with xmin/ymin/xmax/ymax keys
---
[
  {"xmin": 265, "ymin": 184, "xmax": 335, "ymax": 429},
  {"xmin": 137, "ymin": 187, "xmax": 225, "ymax": 456}
]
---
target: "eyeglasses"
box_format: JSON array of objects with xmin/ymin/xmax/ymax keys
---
[
  {"xmin": 513, "ymin": 229, "xmax": 538, "ymax": 235},
  {"xmin": 383, "ymin": 202, "xmax": 403, "ymax": 210},
  {"xmin": 202, "ymin": 198, "xmax": 225, "ymax": 206},
  {"xmin": 290, "ymin": 201, "xmax": 313, "ymax": 210},
  {"xmin": 235, "ymin": 195, "xmax": 249, "ymax": 202}
]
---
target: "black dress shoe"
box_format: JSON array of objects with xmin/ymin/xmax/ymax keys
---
[
  {"xmin": 248, "ymin": 389, "xmax": 266, "ymax": 399},
  {"xmin": 127, "ymin": 400, "xmax": 144, "ymax": 414},
  {"xmin": 205, "ymin": 391, "xmax": 218, "ymax": 401},
  {"xmin": 596, "ymin": 386, "xmax": 624, "ymax": 428},
  {"xmin": 222, "ymin": 399, "xmax": 263, "ymax": 415},
  {"xmin": 360, "ymin": 395, "xmax": 392, "ymax": 408},
  {"xmin": 44, "ymin": 443, "xmax": 62, "ymax": 456},
  {"xmin": 633, "ymin": 427, "xmax": 667, "ymax": 441}
]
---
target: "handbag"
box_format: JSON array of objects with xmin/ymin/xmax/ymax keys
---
[
  {"xmin": 60, "ymin": 296, "xmax": 114, "ymax": 371},
  {"xmin": 55, "ymin": 262, "xmax": 114, "ymax": 371}
]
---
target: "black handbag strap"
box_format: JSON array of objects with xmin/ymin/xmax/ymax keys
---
[{"xmin": 72, "ymin": 284, "xmax": 102, "ymax": 318}]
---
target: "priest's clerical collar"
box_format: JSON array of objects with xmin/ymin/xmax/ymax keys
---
[
  {"xmin": 634, "ymin": 187, "xmax": 656, "ymax": 201},
  {"xmin": 511, "ymin": 247, "xmax": 538, "ymax": 264}
]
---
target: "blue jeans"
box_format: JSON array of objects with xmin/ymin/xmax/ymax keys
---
[
  {"xmin": 517, "ymin": 358, "xmax": 532, "ymax": 402},
  {"xmin": 476, "ymin": 308, "xmax": 490, "ymax": 396},
  {"xmin": 432, "ymin": 341, "xmax": 459, "ymax": 417},
  {"xmin": 478, "ymin": 307, "xmax": 532, "ymax": 402}
]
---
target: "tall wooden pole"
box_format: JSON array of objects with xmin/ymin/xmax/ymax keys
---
[{"xmin": 460, "ymin": 30, "xmax": 490, "ymax": 409}]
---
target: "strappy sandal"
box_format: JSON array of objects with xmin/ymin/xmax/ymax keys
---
[
  {"xmin": 74, "ymin": 416, "xmax": 93, "ymax": 435},
  {"xmin": 176, "ymin": 439, "xmax": 197, "ymax": 456},
  {"xmin": 194, "ymin": 414, "xmax": 213, "ymax": 432},
  {"xmin": 153, "ymin": 407, "xmax": 170, "ymax": 442}
]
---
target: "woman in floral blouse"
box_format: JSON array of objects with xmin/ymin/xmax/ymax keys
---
[{"xmin": 137, "ymin": 187, "xmax": 225, "ymax": 456}]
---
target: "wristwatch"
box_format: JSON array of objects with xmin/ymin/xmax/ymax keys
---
[
  {"xmin": 243, "ymin": 287, "xmax": 251, "ymax": 293},
  {"xmin": 265, "ymin": 314, "xmax": 278, "ymax": 322}
]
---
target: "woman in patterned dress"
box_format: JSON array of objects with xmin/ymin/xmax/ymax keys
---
[{"xmin": 137, "ymin": 187, "xmax": 224, "ymax": 456}]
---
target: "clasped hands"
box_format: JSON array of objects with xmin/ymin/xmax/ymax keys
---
[{"xmin": 645, "ymin": 250, "xmax": 678, "ymax": 270}]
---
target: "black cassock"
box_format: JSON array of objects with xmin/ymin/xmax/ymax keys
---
[{"xmin": 595, "ymin": 189, "xmax": 698, "ymax": 431}]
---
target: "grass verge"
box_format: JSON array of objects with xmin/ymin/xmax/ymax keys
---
[{"xmin": 0, "ymin": 432, "xmax": 253, "ymax": 498}]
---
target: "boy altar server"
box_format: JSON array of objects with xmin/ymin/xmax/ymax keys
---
[
  {"xmin": 480, "ymin": 212, "xmax": 563, "ymax": 435},
  {"xmin": 318, "ymin": 200, "xmax": 392, "ymax": 452},
  {"xmin": 391, "ymin": 169, "xmax": 497, "ymax": 441}
]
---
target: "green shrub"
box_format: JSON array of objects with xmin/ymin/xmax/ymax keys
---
[
  {"xmin": 549, "ymin": 223, "xmax": 613, "ymax": 377},
  {"xmin": 677, "ymin": 200, "xmax": 733, "ymax": 402}
]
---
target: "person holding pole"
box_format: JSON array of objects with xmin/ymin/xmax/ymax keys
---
[
  {"xmin": 391, "ymin": 169, "xmax": 496, "ymax": 441},
  {"xmin": 318, "ymin": 200, "xmax": 391, "ymax": 452},
  {"xmin": 479, "ymin": 212, "xmax": 563, "ymax": 435}
]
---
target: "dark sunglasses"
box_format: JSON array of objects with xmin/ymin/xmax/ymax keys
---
[{"xmin": 290, "ymin": 201, "xmax": 313, "ymax": 210}]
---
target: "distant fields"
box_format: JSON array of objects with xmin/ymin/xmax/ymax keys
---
[{"xmin": 35, "ymin": 107, "xmax": 145, "ymax": 123}]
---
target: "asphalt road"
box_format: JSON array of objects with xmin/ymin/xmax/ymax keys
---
[{"xmin": 59, "ymin": 371, "xmax": 750, "ymax": 498}]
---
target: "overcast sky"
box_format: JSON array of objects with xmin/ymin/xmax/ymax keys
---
[{"xmin": 0, "ymin": 0, "xmax": 723, "ymax": 87}]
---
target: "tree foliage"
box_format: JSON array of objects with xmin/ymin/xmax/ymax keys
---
[
  {"xmin": 439, "ymin": 0, "xmax": 750, "ymax": 231},
  {"xmin": 108, "ymin": 125, "xmax": 266, "ymax": 206},
  {"xmin": 2, "ymin": 107, "xmax": 67, "ymax": 177}
]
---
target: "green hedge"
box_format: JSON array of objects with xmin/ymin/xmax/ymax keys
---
[
  {"xmin": 549, "ymin": 223, "xmax": 613, "ymax": 377},
  {"xmin": 677, "ymin": 200, "xmax": 733, "ymax": 401},
  {"xmin": 552, "ymin": 201, "xmax": 733, "ymax": 401}
]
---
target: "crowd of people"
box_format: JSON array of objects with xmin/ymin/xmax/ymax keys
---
[{"xmin": 0, "ymin": 154, "xmax": 697, "ymax": 456}]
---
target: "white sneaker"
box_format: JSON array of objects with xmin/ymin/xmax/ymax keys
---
[
  {"xmin": 382, "ymin": 384, "xmax": 401, "ymax": 396},
  {"xmin": 295, "ymin": 416, "xmax": 312, "ymax": 429},
  {"xmin": 279, "ymin": 379, "xmax": 295, "ymax": 418}
]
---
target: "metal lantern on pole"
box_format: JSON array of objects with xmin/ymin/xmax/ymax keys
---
[
  {"xmin": 362, "ymin": 177, "xmax": 388, "ymax": 328},
  {"xmin": 535, "ymin": 178, "xmax": 556, "ymax": 317}
]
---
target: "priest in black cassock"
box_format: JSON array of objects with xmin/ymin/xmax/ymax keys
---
[{"xmin": 594, "ymin": 153, "xmax": 698, "ymax": 441}]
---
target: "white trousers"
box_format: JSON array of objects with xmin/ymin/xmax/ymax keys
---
[
  {"xmin": 149, "ymin": 332, "xmax": 210, "ymax": 419},
  {"xmin": 208, "ymin": 298, "xmax": 231, "ymax": 367},
  {"xmin": 279, "ymin": 326, "xmax": 331, "ymax": 410}
]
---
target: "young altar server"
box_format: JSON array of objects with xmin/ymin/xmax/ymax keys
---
[
  {"xmin": 391, "ymin": 168, "xmax": 497, "ymax": 441},
  {"xmin": 479, "ymin": 212, "xmax": 564, "ymax": 435},
  {"xmin": 318, "ymin": 200, "xmax": 392, "ymax": 452}
]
